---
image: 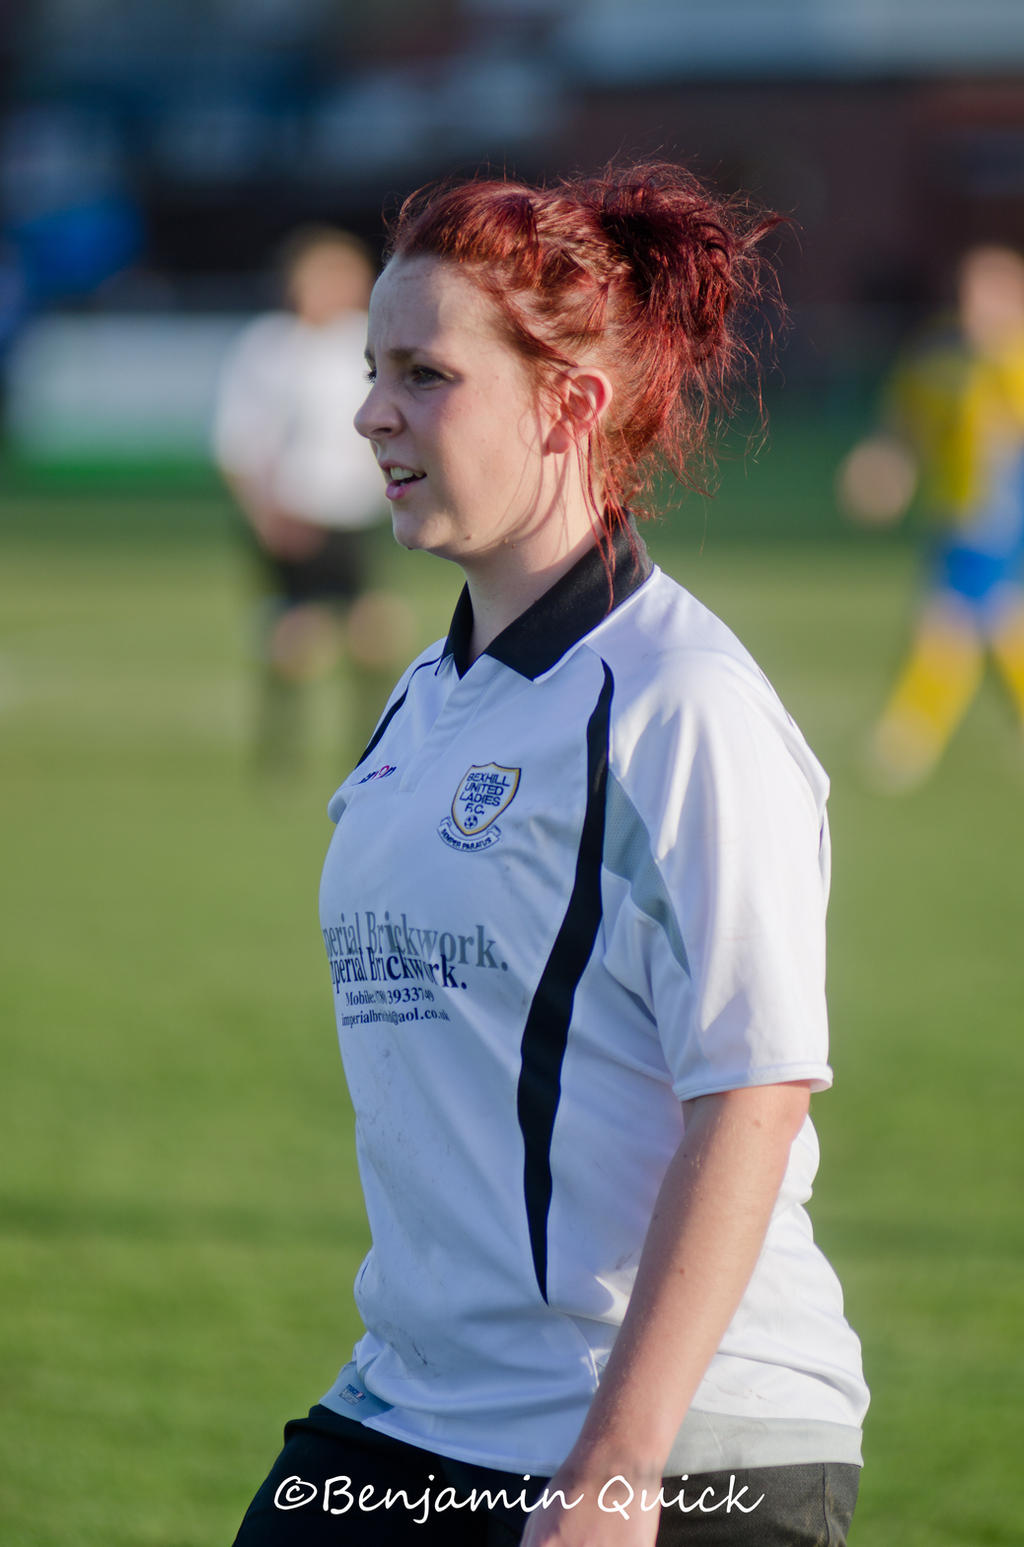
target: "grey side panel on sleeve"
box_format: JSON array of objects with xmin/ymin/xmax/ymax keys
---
[{"xmin": 604, "ymin": 771, "xmax": 690, "ymax": 979}]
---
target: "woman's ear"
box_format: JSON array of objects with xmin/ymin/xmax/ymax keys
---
[{"xmin": 545, "ymin": 368, "xmax": 614, "ymax": 455}]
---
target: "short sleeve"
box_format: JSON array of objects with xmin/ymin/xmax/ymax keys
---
[{"xmin": 601, "ymin": 654, "xmax": 833, "ymax": 1102}]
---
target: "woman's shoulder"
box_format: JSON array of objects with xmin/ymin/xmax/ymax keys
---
[
  {"xmin": 600, "ymin": 564, "xmax": 775, "ymax": 707},
  {"xmin": 388, "ymin": 634, "xmax": 451, "ymax": 696},
  {"xmin": 597, "ymin": 565, "xmax": 828, "ymax": 807}
]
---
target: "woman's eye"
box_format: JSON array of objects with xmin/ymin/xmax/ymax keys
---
[
  {"xmin": 410, "ymin": 366, "xmax": 442, "ymax": 385},
  {"xmin": 363, "ymin": 367, "xmax": 376, "ymax": 383}
]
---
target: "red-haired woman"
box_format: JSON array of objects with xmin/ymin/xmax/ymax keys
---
[{"xmin": 232, "ymin": 163, "xmax": 869, "ymax": 1547}]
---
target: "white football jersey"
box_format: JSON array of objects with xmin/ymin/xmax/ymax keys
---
[
  {"xmin": 212, "ymin": 310, "xmax": 383, "ymax": 529},
  {"xmin": 317, "ymin": 526, "xmax": 869, "ymax": 1475}
]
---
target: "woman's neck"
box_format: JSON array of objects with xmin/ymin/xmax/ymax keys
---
[{"xmin": 462, "ymin": 513, "xmax": 600, "ymax": 665}]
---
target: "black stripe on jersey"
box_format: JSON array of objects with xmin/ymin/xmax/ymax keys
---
[
  {"xmin": 516, "ymin": 660, "xmax": 614, "ymax": 1303},
  {"xmin": 353, "ymin": 654, "xmax": 443, "ymax": 769}
]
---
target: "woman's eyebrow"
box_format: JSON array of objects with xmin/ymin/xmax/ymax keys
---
[
  {"xmin": 376, "ymin": 345, "xmax": 423, "ymax": 363},
  {"xmin": 365, "ymin": 345, "xmax": 434, "ymax": 370}
]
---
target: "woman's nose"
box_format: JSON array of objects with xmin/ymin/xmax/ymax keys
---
[{"xmin": 354, "ymin": 378, "xmax": 398, "ymax": 441}]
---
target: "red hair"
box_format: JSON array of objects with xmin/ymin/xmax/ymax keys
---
[{"xmin": 385, "ymin": 161, "xmax": 783, "ymax": 539}]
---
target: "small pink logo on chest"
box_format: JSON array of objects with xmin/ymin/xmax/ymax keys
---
[{"xmin": 358, "ymin": 763, "xmax": 397, "ymax": 784}]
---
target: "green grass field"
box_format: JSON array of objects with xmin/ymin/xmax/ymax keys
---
[{"xmin": 2, "ymin": 447, "xmax": 1023, "ymax": 1545}]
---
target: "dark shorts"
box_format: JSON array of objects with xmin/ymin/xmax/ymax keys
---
[
  {"xmin": 232, "ymin": 1405, "xmax": 859, "ymax": 1547},
  {"xmin": 250, "ymin": 527, "xmax": 370, "ymax": 609}
]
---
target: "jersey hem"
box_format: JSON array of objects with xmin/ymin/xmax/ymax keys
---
[
  {"xmin": 672, "ymin": 1062, "xmax": 834, "ymax": 1103},
  {"xmin": 321, "ymin": 1363, "xmax": 862, "ymax": 1476},
  {"xmin": 320, "ymin": 1399, "xmax": 863, "ymax": 1477}
]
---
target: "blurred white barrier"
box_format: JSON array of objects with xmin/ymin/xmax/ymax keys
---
[{"xmin": 3, "ymin": 313, "xmax": 250, "ymax": 463}]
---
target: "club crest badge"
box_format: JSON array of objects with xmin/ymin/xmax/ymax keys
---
[{"xmin": 438, "ymin": 763, "xmax": 521, "ymax": 852}]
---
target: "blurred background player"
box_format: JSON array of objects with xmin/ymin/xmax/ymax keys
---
[
  {"xmin": 838, "ymin": 245, "xmax": 1024, "ymax": 790},
  {"xmin": 213, "ymin": 226, "xmax": 412, "ymax": 774}
]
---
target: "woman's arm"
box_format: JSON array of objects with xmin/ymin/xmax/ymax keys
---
[{"xmin": 520, "ymin": 1079, "xmax": 811, "ymax": 1547}]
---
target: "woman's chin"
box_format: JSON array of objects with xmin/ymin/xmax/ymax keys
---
[
  {"xmin": 390, "ymin": 508, "xmax": 428, "ymax": 551},
  {"xmin": 390, "ymin": 508, "xmax": 459, "ymax": 561}
]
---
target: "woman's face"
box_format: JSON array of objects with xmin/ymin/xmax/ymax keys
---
[{"xmin": 355, "ymin": 256, "xmax": 554, "ymax": 566}]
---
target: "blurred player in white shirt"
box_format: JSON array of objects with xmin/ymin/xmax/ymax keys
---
[{"xmin": 214, "ymin": 227, "xmax": 411, "ymax": 772}]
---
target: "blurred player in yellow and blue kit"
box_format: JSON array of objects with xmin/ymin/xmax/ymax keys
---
[{"xmin": 839, "ymin": 246, "xmax": 1024, "ymax": 789}]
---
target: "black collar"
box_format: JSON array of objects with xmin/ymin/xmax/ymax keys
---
[{"xmin": 442, "ymin": 519, "xmax": 652, "ymax": 681}]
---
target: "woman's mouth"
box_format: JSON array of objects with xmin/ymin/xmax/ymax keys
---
[{"xmin": 385, "ymin": 465, "xmax": 426, "ymax": 500}]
